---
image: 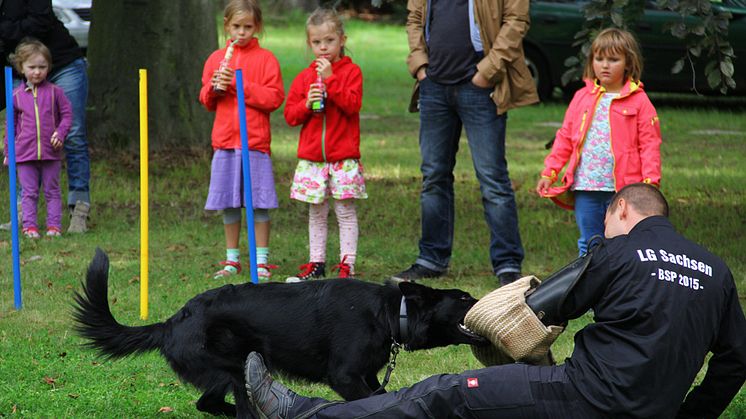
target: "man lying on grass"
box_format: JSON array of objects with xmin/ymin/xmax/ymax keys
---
[{"xmin": 243, "ymin": 183, "xmax": 746, "ymax": 419}]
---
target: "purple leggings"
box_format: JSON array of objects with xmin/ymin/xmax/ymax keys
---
[{"xmin": 17, "ymin": 160, "xmax": 63, "ymax": 230}]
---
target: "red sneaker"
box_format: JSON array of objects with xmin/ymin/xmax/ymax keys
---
[{"xmin": 332, "ymin": 255, "xmax": 354, "ymax": 278}]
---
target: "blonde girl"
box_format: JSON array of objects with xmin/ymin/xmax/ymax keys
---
[
  {"xmin": 199, "ymin": 0, "xmax": 285, "ymax": 279},
  {"xmin": 284, "ymin": 8, "xmax": 366, "ymax": 281}
]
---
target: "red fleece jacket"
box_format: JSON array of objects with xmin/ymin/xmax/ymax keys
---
[
  {"xmin": 199, "ymin": 38, "xmax": 284, "ymax": 154},
  {"xmin": 284, "ymin": 56, "xmax": 362, "ymax": 162}
]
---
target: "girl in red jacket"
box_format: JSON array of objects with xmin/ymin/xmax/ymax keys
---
[
  {"xmin": 199, "ymin": 0, "xmax": 285, "ymax": 280},
  {"xmin": 285, "ymin": 8, "xmax": 366, "ymax": 282},
  {"xmin": 536, "ymin": 28, "xmax": 661, "ymax": 255}
]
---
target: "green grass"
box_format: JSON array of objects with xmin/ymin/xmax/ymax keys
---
[{"xmin": 1, "ymin": 20, "xmax": 745, "ymax": 417}]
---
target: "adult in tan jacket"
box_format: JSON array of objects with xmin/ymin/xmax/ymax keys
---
[{"xmin": 392, "ymin": 0, "xmax": 539, "ymax": 285}]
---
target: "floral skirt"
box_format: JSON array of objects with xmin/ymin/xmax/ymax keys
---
[{"xmin": 290, "ymin": 159, "xmax": 367, "ymax": 204}]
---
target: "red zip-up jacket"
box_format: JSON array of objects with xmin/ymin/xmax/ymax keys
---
[
  {"xmin": 199, "ymin": 38, "xmax": 284, "ymax": 154},
  {"xmin": 540, "ymin": 79, "xmax": 661, "ymax": 210},
  {"xmin": 284, "ymin": 56, "xmax": 362, "ymax": 162}
]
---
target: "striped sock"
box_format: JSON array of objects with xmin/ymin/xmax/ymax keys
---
[{"xmin": 256, "ymin": 247, "xmax": 269, "ymax": 266}]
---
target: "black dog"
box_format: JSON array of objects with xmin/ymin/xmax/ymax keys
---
[{"xmin": 73, "ymin": 249, "xmax": 487, "ymax": 417}]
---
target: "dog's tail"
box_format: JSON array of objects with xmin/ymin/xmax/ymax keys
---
[{"xmin": 72, "ymin": 248, "xmax": 165, "ymax": 358}]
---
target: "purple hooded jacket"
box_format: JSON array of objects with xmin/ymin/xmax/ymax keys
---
[{"xmin": 3, "ymin": 80, "xmax": 72, "ymax": 162}]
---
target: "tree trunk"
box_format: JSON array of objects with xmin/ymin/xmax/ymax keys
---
[{"xmin": 87, "ymin": 0, "xmax": 219, "ymax": 148}]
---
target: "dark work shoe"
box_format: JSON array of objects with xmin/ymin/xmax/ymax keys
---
[
  {"xmin": 390, "ymin": 263, "xmax": 444, "ymax": 282},
  {"xmin": 498, "ymin": 271, "xmax": 523, "ymax": 286},
  {"xmin": 244, "ymin": 352, "xmax": 296, "ymax": 419}
]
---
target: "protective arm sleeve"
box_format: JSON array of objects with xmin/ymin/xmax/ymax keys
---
[{"xmin": 560, "ymin": 244, "xmax": 612, "ymax": 320}]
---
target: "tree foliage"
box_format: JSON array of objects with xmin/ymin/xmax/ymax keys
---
[
  {"xmin": 559, "ymin": 0, "xmax": 736, "ymax": 94},
  {"xmin": 372, "ymin": 0, "xmax": 736, "ymax": 94}
]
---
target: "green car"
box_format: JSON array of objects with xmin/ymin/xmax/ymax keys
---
[{"xmin": 524, "ymin": 0, "xmax": 746, "ymax": 99}]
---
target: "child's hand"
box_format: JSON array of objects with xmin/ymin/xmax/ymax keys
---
[
  {"xmin": 50, "ymin": 131, "xmax": 62, "ymax": 150},
  {"xmin": 315, "ymin": 58, "xmax": 332, "ymax": 79},
  {"xmin": 306, "ymin": 84, "xmax": 324, "ymax": 109},
  {"xmin": 536, "ymin": 178, "xmax": 553, "ymax": 196},
  {"xmin": 212, "ymin": 66, "xmax": 234, "ymax": 91}
]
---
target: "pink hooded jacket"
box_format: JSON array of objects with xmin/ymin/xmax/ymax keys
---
[
  {"xmin": 540, "ymin": 79, "xmax": 661, "ymax": 210},
  {"xmin": 4, "ymin": 80, "xmax": 72, "ymax": 163}
]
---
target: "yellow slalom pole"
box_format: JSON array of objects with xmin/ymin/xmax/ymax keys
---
[{"xmin": 139, "ymin": 69, "xmax": 149, "ymax": 320}]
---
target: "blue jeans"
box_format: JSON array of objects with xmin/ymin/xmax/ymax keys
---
[
  {"xmin": 574, "ymin": 190, "xmax": 614, "ymax": 256},
  {"xmin": 49, "ymin": 58, "xmax": 90, "ymax": 206},
  {"xmin": 415, "ymin": 78, "xmax": 522, "ymax": 275}
]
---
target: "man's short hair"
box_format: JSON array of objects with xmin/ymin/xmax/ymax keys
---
[{"xmin": 609, "ymin": 183, "xmax": 669, "ymax": 217}]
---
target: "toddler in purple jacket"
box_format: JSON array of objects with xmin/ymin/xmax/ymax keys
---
[{"xmin": 3, "ymin": 39, "xmax": 72, "ymax": 238}]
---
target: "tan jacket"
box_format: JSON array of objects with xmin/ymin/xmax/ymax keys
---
[{"xmin": 406, "ymin": 0, "xmax": 539, "ymax": 114}]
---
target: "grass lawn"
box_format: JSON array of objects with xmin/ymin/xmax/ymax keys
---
[{"xmin": 1, "ymin": 19, "xmax": 745, "ymax": 417}]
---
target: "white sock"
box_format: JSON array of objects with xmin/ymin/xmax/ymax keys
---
[{"xmin": 225, "ymin": 248, "xmax": 240, "ymax": 273}]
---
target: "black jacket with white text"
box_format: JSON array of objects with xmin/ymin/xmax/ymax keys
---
[{"xmin": 563, "ymin": 216, "xmax": 746, "ymax": 418}]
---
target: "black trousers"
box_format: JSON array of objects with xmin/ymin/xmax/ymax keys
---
[{"xmin": 296, "ymin": 364, "xmax": 603, "ymax": 419}]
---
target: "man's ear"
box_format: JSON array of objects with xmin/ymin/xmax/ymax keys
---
[{"xmin": 617, "ymin": 198, "xmax": 629, "ymax": 220}]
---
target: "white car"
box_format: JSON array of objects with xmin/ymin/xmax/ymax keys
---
[{"xmin": 52, "ymin": 0, "xmax": 91, "ymax": 52}]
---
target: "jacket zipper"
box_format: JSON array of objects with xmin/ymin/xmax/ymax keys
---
[
  {"xmin": 321, "ymin": 113, "xmax": 327, "ymax": 162},
  {"xmin": 33, "ymin": 85, "xmax": 41, "ymax": 160}
]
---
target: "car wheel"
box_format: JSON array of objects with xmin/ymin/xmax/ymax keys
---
[
  {"xmin": 561, "ymin": 80, "xmax": 583, "ymax": 102},
  {"xmin": 524, "ymin": 46, "xmax": 553, "ymax": 101}
]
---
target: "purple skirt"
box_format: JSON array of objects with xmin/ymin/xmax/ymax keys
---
[{"xmin": 205, "ymin": 149, "xmax": 278, "ymax": 210}]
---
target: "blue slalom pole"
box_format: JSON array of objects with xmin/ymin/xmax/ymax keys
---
[
  {"xmin": 234, "ymin": 69, "xmax": 258, "ymax": 284},
  {"xmin": 5, "ymin": 67, "xmax": 22, "ymax": 309}
]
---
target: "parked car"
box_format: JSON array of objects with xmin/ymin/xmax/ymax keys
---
[
  {"xmin": 52, "ymin": 0, "xmax": 91, "ymax": 53},
  {"xmin": 524, "ymin": 0, "xmax": 746, "ymax": 99}
]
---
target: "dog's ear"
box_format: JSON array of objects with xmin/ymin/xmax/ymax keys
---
[{"xmin": 399, "ymin": 281, "xmax": 435, "ymax": 304}]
